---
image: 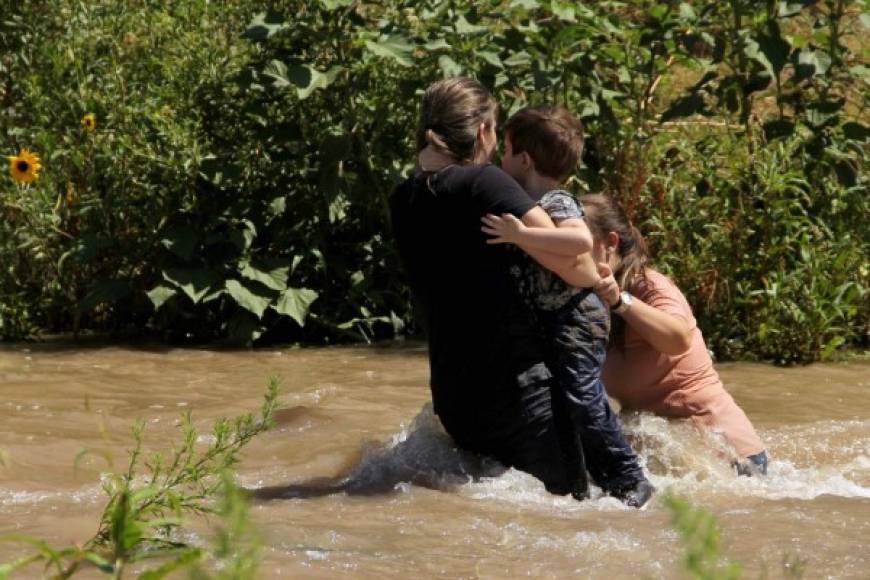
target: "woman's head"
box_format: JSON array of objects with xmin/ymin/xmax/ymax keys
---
[
  {"xmin": 416, "ymin": 77, "xmax": 498, "ymax": 165},
  {"xmin": 580, "ymin": 194, "xmax": 650, "ymax": 291}
]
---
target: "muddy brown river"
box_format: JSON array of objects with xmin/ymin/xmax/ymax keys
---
[{"xmin": 1, "ymin": 342, "xmax": 868, "ymax": 578}]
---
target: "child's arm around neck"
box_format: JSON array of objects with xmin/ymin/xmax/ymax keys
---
[{"xmin": 481, "ymin": 211, "xmax": 593, "ymax": 257}]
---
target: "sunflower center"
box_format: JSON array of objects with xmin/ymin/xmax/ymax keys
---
[{"xmin": 16, "ymin": 160, "xmax": 29, "ymax": 172}]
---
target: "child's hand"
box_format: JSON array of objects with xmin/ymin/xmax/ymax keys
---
[
  {"xmin": 594, "ymin": 262, "xmax": 620, "ymax": 307},
  {"xmin": 481, "ymin": 213, "xmax": 526, "ymax": 245}
]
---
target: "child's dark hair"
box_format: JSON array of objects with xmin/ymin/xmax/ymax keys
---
[
  {"xmin": 503, "ymin": 105, "xmax": 584, "ymax": 181},
  {"xmin": 416, "ymin": 77, "xmax": 498, "ymax": 164},
  {"xmin": 579, "ymin": 193, "xmax": 649, "ymax": 293}
]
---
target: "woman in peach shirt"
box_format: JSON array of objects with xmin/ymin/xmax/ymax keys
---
[{"xmin": 581, "ymin": 194, "xmax": 768, "ymax": 475}]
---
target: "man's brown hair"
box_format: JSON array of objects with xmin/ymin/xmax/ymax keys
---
[{"xmin": 503, "ymin": 105, "xmax": 584, "ymax": 181}]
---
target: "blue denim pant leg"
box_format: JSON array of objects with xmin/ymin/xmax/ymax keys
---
[{"xmin": 542, "ymin": 291, "xmax": 646, "ymax": 493}]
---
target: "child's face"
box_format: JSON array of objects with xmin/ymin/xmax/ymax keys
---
[{"xmin": 500, "ymin": 135, "xmax": 529, "ymax": 183}]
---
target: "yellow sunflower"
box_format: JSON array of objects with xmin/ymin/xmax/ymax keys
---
[
  {"xmin": 7, "ymin": 148, "xmax": 41, "ymax": 183},
  {"xmin": 81, "ymin": 113, "xmax": 96, "ymax": 131}
]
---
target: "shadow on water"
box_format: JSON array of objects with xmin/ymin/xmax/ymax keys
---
[{"xmin": 248, "ymin": 405, "xmax": 507, "ymax": 500}]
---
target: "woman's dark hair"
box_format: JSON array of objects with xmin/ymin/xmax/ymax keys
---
[
  {"xmin": 579, "ymin": 194, "xmax": 650, "ymax": 293},
  {"xmin": 416, "ymin": 77, "xmax": 498, "ymax": 164}
]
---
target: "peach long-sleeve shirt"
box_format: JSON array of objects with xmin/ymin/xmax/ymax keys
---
[{"xmin": 602, "ymin": 269, "xmax": 765, "ymax": 457}]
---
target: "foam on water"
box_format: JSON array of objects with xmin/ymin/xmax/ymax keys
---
[
  {"xmin": 336, "ymin": 404, "xmax": 870, "ymax": 507},
  {"xmin": 0, "ymin": 485, "xmax": 103, "ymax": 508}
]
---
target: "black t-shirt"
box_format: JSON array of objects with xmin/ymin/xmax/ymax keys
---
[{"xmin": 390, "ymin": 164, "xmax": 552, "ymax": 442}]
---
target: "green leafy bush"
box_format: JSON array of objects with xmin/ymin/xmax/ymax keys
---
[{"xmin": 1, "ymin": 0, "xmax": 867, "ymax": 361}]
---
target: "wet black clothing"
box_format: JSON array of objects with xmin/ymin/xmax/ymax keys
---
[{"xmin": 389, "ymin": 164, "xmax": 580, "ymax": 494}]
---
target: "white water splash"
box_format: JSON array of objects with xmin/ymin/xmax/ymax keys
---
[{"xmin": 365, "ymin": 405, "xmax": 870, "ymax": 506}]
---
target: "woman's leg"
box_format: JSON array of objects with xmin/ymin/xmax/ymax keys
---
[{"xmin": 688, "ymin": 388, "xmax": 767, "ymax": 476}]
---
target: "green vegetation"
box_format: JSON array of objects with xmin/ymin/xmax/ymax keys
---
[
  {"xmin": 0, "ymin": 380, "xmax": 278, "ymax": 579},
  {"xmin": 664, "ymin": 493, "xmax": 743, "ymax": 579},
  {"xmin": 2, "ymin": 0, "xmax": 867, "ymax": 362}
]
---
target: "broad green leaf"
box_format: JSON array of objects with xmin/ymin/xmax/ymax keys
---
[
  {"xmin": 268, "ymin": 195, "xmax": 287, "ymax": 219},
  {"xmin": 848, "ymin": 64, "xmax": 869, "ymax": 83},
  {"xmin": 745, "ymin": 33, "xmax": 790, "ymax": 78},
  {"xmin": 793, "ymin": 49, "xmax": 831, "ymax": 82},
  {"xmin": 504, "ymin": 51, "xmax": 532, "ymax": 67},
  {"xmin": 328, "ymin": 194, "xmax": 349, "ymax": 224},
  {"xmin": 365, "ymin": 35, "xmax": 415, "ymax": 67},
  {"xmin": 263, "ymin": 61, "xmax": 342, "ymax": 100},
  {"xmin": 243, "ymin": 12, "xmax": 289, "ymax": 41},
  {"xmin": 479, "ymin": 51, "xmax": 503, "ymax": 69},
  {"xmin": 649, "ymin": 3, "xmax": 669, "ymax": 20},
  {"xmin": 454, "ymin": 15, "xmax": 488, "ymax": 35},
  {"xmin": 225, "ymin": 279, "xmax": 274, "ymax": 319},
  {"xmin": 319, "ymin": 0, "xmax": 354, "ymax": 8},
  {"xmin": 551, "ymin": 2, "xmax": 576, "ymax": 21},
  {"xmin": 438, "ymin": 55, "xmax": 462, "ymax": 77},
  {"xmin": 510, "ymin": 0, "xmax": 540, "ymax": 9},
  {"xmin": 273, "ymin": 287, "xmax": 319, "ymax": 326},
  {"xmin": 163, "ymin": 269, "xmax": 221, "ymax": 304},
  {"xmin": 160, "ymin": 226, "xmax": 197, "ymax": 260},
  {"xmin": 423, "ymin": 38, "xmax": 451, "ymax": 51},
  {"xmin": 201, "ymin": 286, "xmax": 226, "ymax": 303},
  {"xmin": 240, "ymin": 260, "xmax": 290, "ymax": 292},
  {"xmin": 229, "ymin": 219, "xmax": 257, "ymax": 252},
  {"xmin": 147, "ymin": 285, "xmax": 176, "ymax": 311},
  {"xmin": 80, "ymin": 279, "xmax": 130, "ymax": 312},
  {"xmin": 678, "ymin": 2, "xmax": 696, "ymax": 20}
]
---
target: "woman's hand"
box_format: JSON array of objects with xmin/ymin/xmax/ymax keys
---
[
  {"xmin": 481, "ymin": 213, "xmax": 526, "ymax": 245},
  {"xmin": 594, "ymin": 262, "xmax": 620, "ymax": 307}
]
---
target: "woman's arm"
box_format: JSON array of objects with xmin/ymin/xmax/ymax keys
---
[
  {"xmin": 595, "ymin": 264, "xmax": 693, "ymax": 355},
  {"xmin": 619, "ymin": 299, "xmax": 693, "ymax": 355},
  {"xmin": 481, "ymin": 212, "xmax": 593, "ymax": 256}
]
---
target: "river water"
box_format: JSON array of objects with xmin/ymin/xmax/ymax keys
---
[{"xmin": 0, "ymin": 342, "xmax": 868, "ymax": 578}]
